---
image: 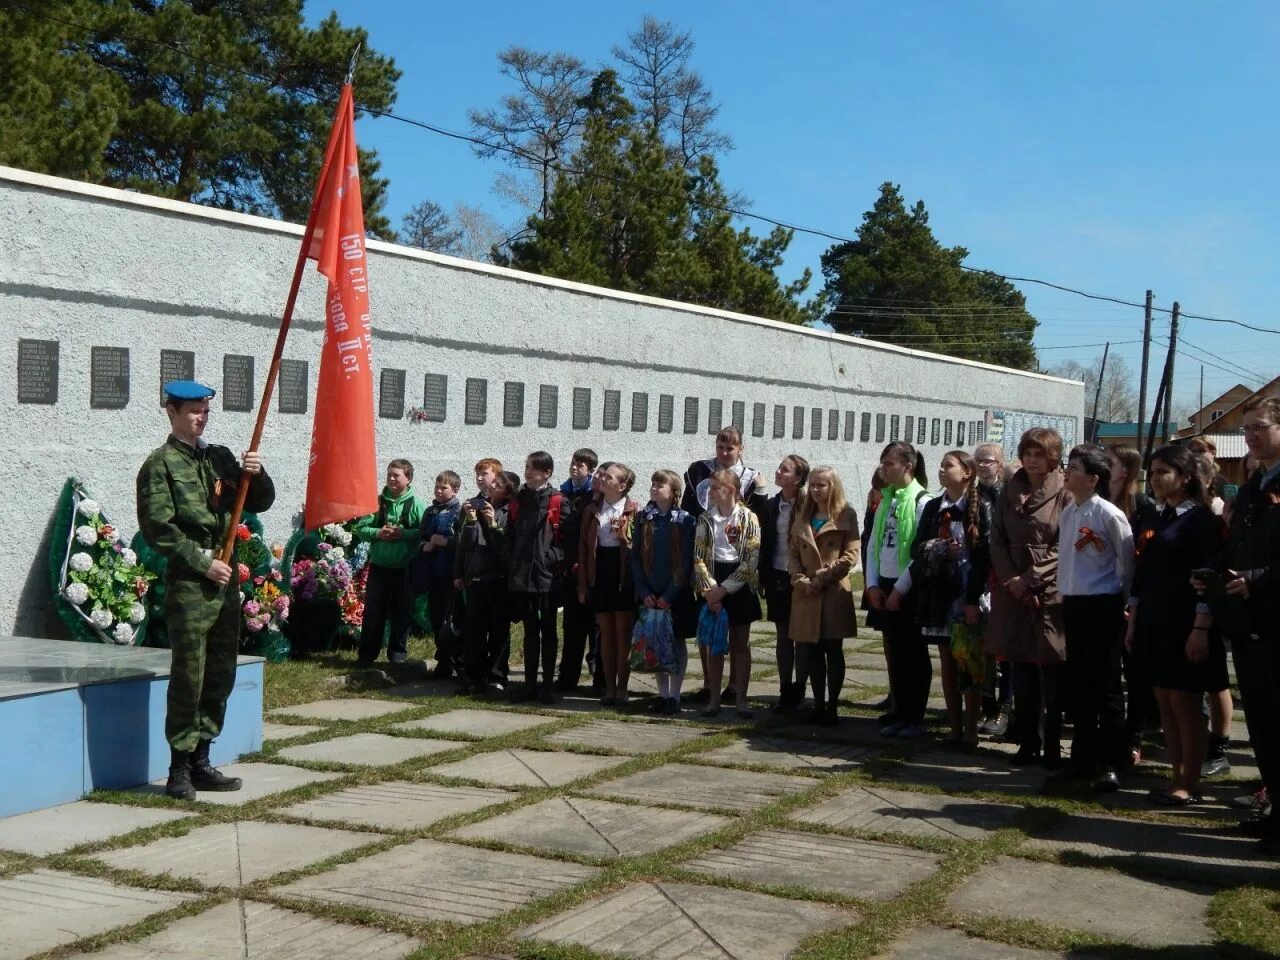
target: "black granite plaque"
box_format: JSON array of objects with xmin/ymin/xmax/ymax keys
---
[
  {"xmin": 890, "ymin": 414, "xmax": 901, "ymax": 441},
  {"xmin": 931, "ymin": 418, "xmax": 941, "ymax": 445},
  {"xmin": 905, "ymin": 415, "xmax": 915, "ymax": 442},
  {"xmin": 752, "ymin": 402, "xmax": 766, "ymax": 438},
  {"xmin": 957, "ymin": 420, "xmax": 966, "ymax": 446},
  {"xmin": 465, "ymin": 377, "xmax": 487, "ymax": 425},
  {"xmin": 603, "ymin": 389, "xmax": 621, "ymax": 431},
  {"xmin": 731, "ymin": 400, "xmax": 745, "ymax": 433},
  {"xmin": 631, "ymin": 391, "xmax": 648, "ymax": 432},
  {"xmin": 221, "ymin": 354, "xmax": 253, "ymax": 412},
  {"xmin": 538, "ymin": 384, "xmax": 558, "ymax": 428},
  {"xmin": 828, "ymin": 408, "xmax": 839, "ymax": 441},
  {"xmin": 90, "ymin": 346, "xmax": 130, "ymax": 410},
  {"xmin": 875, "ymin": 413, "xmax": 886, "ymax": 443},
  {"xmin": 792, "ymin": 405, "xmax": 804, "ymax": 439},
  {"xmin": 504, "ymin": 381, "xmax": 525, "ymax": 427},
  {"xmin": 422, "ymin": 373, "xmax": 448, "ymax": 421},
  {"xmin": 17, "ymin": 338, "xmax": 58, "ymax": 405},
  {"xmin": 860, "ymin": 412, "xmax": 872, "ymax": 442},
  {"xmin": 944, "ymin": 419, "xmax": 954, "ymax": 445},
  {"xmin": 977, "ymin": 420, "xmax": 986, "ymax": 442},
  {"xmin": 158, "ymin": 349, "xmax": 194, "ymax": 406},
  {"xmin": 708, "ymin": 398, "xmax": 723, "ymax": 435},
  {"xmin": 379, "ymin": 367, "xmax": 406, "ymax": 419},
  {"xmin": 278, "ymin": 358, "xmax": 308, "ymax": 414},
  {"xmin": 658, "ymin": 394, "xmax": 674, "ymax": 433},
  {"xmin": 683, "ymin": 396, "xmax": 699, "ymax": 434},
  {"xmin": 572, "ymin": 387, "xmax": 591, "ymax": 430},
  {"xmin": 844, "ymin": 410, "xmax": 856, "ymax": 441},
  {"xmin": 918, "ymin": 416, "xmax": 928, "ymax": 445},
  {"xmin": 811, "ymin": 407, "xmax": 823, "ymax": 441},
  {"xmin": 773, "ymin": 404, "xmax": 786, "ymax": 439}
]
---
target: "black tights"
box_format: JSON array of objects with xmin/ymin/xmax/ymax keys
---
[{"xmin": 798, "ymin": 638, "xmax": 845, "ymax": 706}]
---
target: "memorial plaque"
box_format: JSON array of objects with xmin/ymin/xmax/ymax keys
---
[
  {"xmin": 572, "ymin": 387, "xmax": 591, "ymax": 429},
  {"xmin": 17, "ymin": 338, "xmax": 58, "ymax": 405},
  {"xmin": 905, "ymin": 415, "xmax": 915, "ymax": 442},
  {"xmin": 931, "ymin": 418, "xmax": 941, "ymax": 445},
  {"xmin": 957, "ymin": 420, "xmax": 966, "ymax": 446},
  {"xmin": 972, "ymin": 420, "xmax": 980, "ymax": 442},
  {"xmin": 379, "ymin": 368, "xmax": 406, "ymax": 419},
  {"xmin": 91, "ymin": 346, "xmax": 131, "ymax": 410},
  {"xmin": 977, "ymin": 419, "xmax": 986, "ymax": 442},
  {"xmin": 658, "ymin": 394, "xmax": 674, "ymax": 433},
  {"xmin": 603, "ymin": 389, "xmax": 621, "ymax": 431},
  {"xmin": 890, "ymin": 414, "xmax": 901, "ymax": 441},
  {"xmin": 773, "ymin": 404, "xmax": 786, "ymax": 439},
  {"xmin": 422, "ymin": 373, "xmax": 448, "ymax": 422},
  {"xmin": 860, "ymin": 412, "xmax": 872, "ymax": 442},
  {"xmin": 707, "ymin": 398, "xmax": 723, "ymax": 434},
  {"xmin": 465, "ymin": 378, "xmax": 487, "ymax": 425},
  {"xmin": 221, "ymin": 354, "xmax": 253, "ymax": 412},
  {"xmin": 875, "ymin": 413, "xmax": 886, "ymax": 443},
  {"xmin": 538, "ymin": 384, "xmax": 558, "ymax": 428},
  {"xmin": 810, "ymin": 407, "xmax": 823, "ymax": 441},
  {"xmin": 504, "ymin": 381, "xmax": 525, "ymax": 427},
  {"xmin": 944, "ymin": 419, "xmax": 954, "ymax": 445},
  {"xmin": 844, "ymin": 410, "xmax": 855, "ymax": 441},
  {"xmin": 158, "ymin": 349, "xmax": 194, "ymax": 406},
  {"xmin": 278, "ymin": 358, "xmax": 308, "ymax": 414},
  {"xmin": 752, "ymin": 402, "xmax": 766, "ymax": 438},
  {"xmin": 828, "ymin": 408, "xmax": 839, "ymax": 441},
  {"xmin": 792, "ymin": 405, "xmax": 804, "ymax": 439},
  {"xmin": 683, "ymin": 397, "xmax": 699, "ymax": 434},
  {"xmin": 731, "ymin": 400, "xmax": 745, "ymax": 433},
  {"xmin": 631, "ymin": 392, "xmax": 648, "ymax": 432},
  {"xmin": 918, "ymin": 415, "xmax": 928, "ymax": 445}
]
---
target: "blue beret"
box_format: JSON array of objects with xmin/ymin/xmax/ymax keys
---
[{"xmin": 163, "ymin": 379, "xmax": 216, "ymax": 401}]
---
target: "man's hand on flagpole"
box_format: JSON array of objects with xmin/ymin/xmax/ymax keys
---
[{"xmin": 240, "ymin": 450, "xmax": 263, "ymax": 475}]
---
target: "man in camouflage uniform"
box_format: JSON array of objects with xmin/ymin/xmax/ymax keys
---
[{"xmin": 136, "ymin": 380, "xmax": 275, "ymax": 800}]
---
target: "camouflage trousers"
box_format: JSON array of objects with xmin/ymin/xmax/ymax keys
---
[{"xmin": 165, "ymin": 575, "xmax": 240, "ymax": 753}]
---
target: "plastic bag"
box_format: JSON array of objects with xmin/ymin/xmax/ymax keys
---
[
  {"xmin": 629, "ymin": 607, "xmax": 678, "ymax": 673},
  {"xmin": 949, "ymin": 621, "xmax": 986, "ymax": 692},
  {"xmin": 696, "ymin": 604, "xmax": 730, "ymax": 655}
]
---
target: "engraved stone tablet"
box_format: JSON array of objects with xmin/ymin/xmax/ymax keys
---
[
  {"xmin": 683, "ymin": 397, "xmax": 699, "ymax": 434},
  {"xmin": 379, "ymin": 368, "xmax": 406, "ymax": 419},
  {"xmin": 422, "ymin": 373, "xmax": 448, "ymax": 422},
  {"xmin": 221, "ymin": 354, "xmax": 253, "ymax": 413},
  {"xmin": 860, "ymin": 412, "xmax": 872, "ymax": 442},
  {"xmin": 890, "ymin": 414, "xmax": 901, "ymax": 441},
  {"xmin": 752, "ymin": 402, "xmax": 766, "ymax": 438},
  {"xmin": 465, "ymin": 378, "xmax": 487, "ymax": 425},
  {"xmin": 731, "ymin": 400, "xmax": 745, "ymax": 433},
  {"xmin": 158, "ymin": 349, "xmax": 194, "ymax": 406},
  {"xmin": 811, "ymin": 407, "xmax": 823, "ymax": 441},
  {"xmin": 844, "ymin": 410, "xmax": 855, "ymax": 441},
  {"xmin": 773, "ymin": 404, "xmax": 786, "ymax": 439},
  {"xmin": 918, "ymin": 416, "xmax": 928, "ymax": 445},
  {"xmin": 631, "ymin": 392, "xmax": 648, "ymax": 432},
  {"xmin": 707, "ymin": 399, "xmax": 723, "ymax": 434},
  {"xmin": 905, "ymin": 415, "xmax": 915, "ymax": 441},
  {"xmin": 17, "ymin": 338, "xmax": 58, "ymax": 405},
  {"xmin": 603, "ymin": 389, "xmax": 621, "ymax": 431},
  {"xmin": 875, "ymin": 413, "xmax": 886, "ymax": 443},
  {"xmin": 658, "ymin": 394, "xmax": 674, "ymax": 433},
  {"xmin": 91, "ymin": 346, "xmax": 130, "ymax": 410},
  {"xmin": 792, "ymin": 405, "xmax": 805, "ymax": 439},
  {"xmin": 573, "ymin": 387, "xmax": 591, "ymax": 430},
  {"xmin": 945, "ymin": 419, "xmax": 954, "ymax": 445},
  {"xmin": 828, "ymin": 408, "xmax": 839, "ymax": 441},
  {"xmin": 538, "ymin": 384, "xmax": 558, "ymax": 428},
  {"xmin": 278, "ymin": 358, "xmax": 308, "ymax": 414},
  {"xmin": 931, "ymin": 418, "xmax": 941, "ymax": 445},
  {"xmin": 957, "ymin": 420, "xmax": 966, "ymax": 446},
  {"xmin": 504, "ymin": 381, "xmax": 525, "ymax": 427}
]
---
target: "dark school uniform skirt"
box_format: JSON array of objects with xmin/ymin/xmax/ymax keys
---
[
  {"xmin": 763, "ymin": 565, "xmax": 792, "ymax": 627},
  {"xmin": 712, "ymin": 560, "xmax": 763, "ymax": 626},
  {"xmin": 589, "ymin": 546, "xmax": 634, "ymax": 613},
  {"xmin": 1139, "ymin": 618, "xmax": 1230, "ymax": 693}
]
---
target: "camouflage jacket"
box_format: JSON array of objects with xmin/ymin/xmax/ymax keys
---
[{"xmin": 136, "ymin": 436, "xmax": 276, "ymax": 577}]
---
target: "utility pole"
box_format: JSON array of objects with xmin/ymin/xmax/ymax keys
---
[
  {"xmin": 1090, "ymin": 342, "xmax": 1110, "ymax": 442},
  {"xmin": 1136, "ymin": 290, "xmax": 1153, "ymax": 448},
  {"xmin": 1199, "ymin": 366, "xmax": 1204, "ymax": 434},
  {"xmin": 1162, "ymin": 301, "xmax": 1180, "ymax": 439}
]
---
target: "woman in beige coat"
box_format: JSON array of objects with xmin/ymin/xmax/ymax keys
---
[
  {"xmin": 987, "ymin": 427, "xmax": 1070, "ymax": 767},
  {"xmin": 789, "ymin": 466, "xmax": 860, "ymax": 726}
]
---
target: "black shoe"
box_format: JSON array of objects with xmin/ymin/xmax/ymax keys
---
[
  {"xmin": 1041, "ymin": 768, "xmax": 1090, "ymax": 795},
  {"xmin": 509, "ymin": 683, "xmax": 539, "ymax": 702},
  {"xmin": 189, "ymin": 742, "xmax": 242, "ymax": 792},
  {"xmin": 1010, "ymin": 746, "xmax": 1042, "ymax": 767},
  {"xmin": 820, "ymin": 704, "xmax": 839, "ymax": 728},
  {"xmin": 553, "ymin": 678, "xmax": 578, "ymax": 692},
  {"xmin": 1201, "ymin": 754, "xmax": 1231, "ymax": 779},
  {"xmin": 721, "ymin": 685, "xmax": 734, "ymax": 702},
  {"xmin": 688, "ymin": 687, "xmax": 710, "ymax": 703},
  {"xmin": 662, "ymin": 698, "xmax": 681, "ymax": 715},
  {"xmin": 165, "ymin": 749, "xmax": 197, "ymax": 801},
  {"xmin": 978, "ymin": 708, "xmax": 1010, "ymax": 738},
  {"xmin": 1092, "ymin": 768, "xmax": 1120, "ymax": 793},
  {"xmin": 877, "ymin": 712, "xmax": 900, "ymax": 728},
  {"xmin": 646, "ymin": 698, "xmax": 665, "ymax": 714},
  {"xmin": 427, "ymin": 665, "xmax": 452, "ymax": 680},
  {"xmin": 538, "ymin": 686, "xmax": 557, "ymax": 705},
  {"xmin": 454, "ymin": 681, "xmax": 475, "ymax": 695}
]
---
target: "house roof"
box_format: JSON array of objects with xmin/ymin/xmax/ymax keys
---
[{"xmin": 1094, "ymin": 422, "xmax": 1175, "ymax": 438}]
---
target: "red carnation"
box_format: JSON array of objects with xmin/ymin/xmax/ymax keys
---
[
  {"xmin": 238, "ymin": 563, "xmax": 251, "ymax": 584},
  {"xmin": 236, "ymin": 524, "xmax": 251, "ymax": 541}
]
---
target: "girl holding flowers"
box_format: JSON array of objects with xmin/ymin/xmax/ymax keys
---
[{"xmin": 578, "ymin": 462, "xmax": 640, "ymax": 705}]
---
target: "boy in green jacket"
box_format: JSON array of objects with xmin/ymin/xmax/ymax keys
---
[{"xmin": 354, "ymin": 459, "xmax": 426, "ymax": 665}]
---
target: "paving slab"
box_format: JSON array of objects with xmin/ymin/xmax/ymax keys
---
[
  {"xmin": 949, "ymin": 857, "xmax": 1214, "ymax": 946},
  {"xmin": 521, "ymin": 880, "xmax": 851, "ymax": 960},
  {"xmin": 1024, "ymin": 810, "xmax": 1277, "ymax": 885},
  {"xmin": 872, "ymin": 926, "xmax": 1106, "ymax": 959},
  {"xmin": 276, "ymin": 732, "xmax": 463, "ymax": 767},
  {"xmin": 390, "ymin": 708, "xmax": 558, "ymax": 738},
  {"xmin": 427, "ymin": 748, "xmax": 632, "ymax": 788},
  {"xmin": 93, "ymin": 820, "xmax": 376, "ymax": 887},
  {"xmin": 700, "ymin": 737, "xmax": 878, "ymax": 773},
  {"xmin": 793, "ymin": 785, "xmax": 1023, "ymax": 840},
  {"xmin": 685, "ymin": 828, "xmax": 940, "ymax": 899},
  {"xmin": 845, "ymin": 669, "xmax": 892, "ymax": 688},
  {"xmin": 587, "ymin": 762, "xmax": 814, "ymax": 813},
  {"xmin": 132, "ymin": 762, "xmax": 343, "ymax": 805},
  {"xmin": 543, "ymin": 719, "xmax": 718, "ymax": 754},
  {"xmin": 71, "ymin": 899, "xmax": 422, "ymax": 960},
  {"xmin": 450, "ymin": 796, "xmax": 730, "ymax": 859},
  {"xmin": 280, "ymin": 780, "xmax": 513, "ymax": 830},
  {"xmin": 269, "ymin": 699, "xmax": 417, "ymax": 722},
  {"xmin": 0, "ymin": 868, "xmax": 196, "ymax": 959},
  {"xmin": 273, "ymin": 838, "xmax": 599, "ymax": 924},
  {"xmin": 262, "ymin": 722, "xmax": 324, "ymax": 741},
  {"xmin": 881, "ymin": 751, "xmax": 1047, "ymax": 796},
  {"xmin": 0, "ymin": 801, "xmax": 189, "ymax": 856}
]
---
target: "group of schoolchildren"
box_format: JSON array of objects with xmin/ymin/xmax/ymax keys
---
[{"xmin": 344, "ymin": 399, "xmax": 1280, "ymax": 851}]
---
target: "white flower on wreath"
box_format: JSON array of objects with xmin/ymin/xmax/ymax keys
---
[
  {"xmin": 129, "ymin": 602, "xmax": 146, "ymax": 624},
  {"xmin": 89, "ymin": 608, "xmax": 114, "ymax": 629},
  {"xmin": 69, "ymin": 552, "xmax": 93, "ymax": 573},
  {"xmin": 112, "ymin": 623, "xmax": 134, "ymax": 644},
  {"xmin": 330, "ymin": 547, "xmax": 345, "ymax": 561},
  {"xmin": 76, "ymin": 525, "xmax": 98, "ymax": 546},
  {"xmin": 120, "ymin": 548, "xmax": 138, "ymax": 567},
  {"xmin": 77, "ymin": 499, "xmax": 100, "ymax": 519},
  {"xmin": 64, "ymin": 582, "xmax": 90, "ymax": 606}
]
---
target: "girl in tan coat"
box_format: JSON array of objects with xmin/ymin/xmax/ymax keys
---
[{"xmin": 789, "ymin": 467, "xmax": 860, "ymax": 726}]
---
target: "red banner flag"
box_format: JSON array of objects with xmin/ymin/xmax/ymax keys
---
[{"xmin": 303, "ymin": 84, "xmax": 379, "ymax": 529}]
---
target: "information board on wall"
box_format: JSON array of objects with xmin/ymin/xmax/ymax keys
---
[{"xmin": 17, "ymin": 339, "xmax": 58, "ymax": 405}]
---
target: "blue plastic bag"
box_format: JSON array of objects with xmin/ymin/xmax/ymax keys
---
[
  {"xmin": 629, "ymin": 607, "xmax": 678, "ymax": 673},
  {"xmin": 696, "ymin": 604, "xmax": 730, "ymax": 655}
]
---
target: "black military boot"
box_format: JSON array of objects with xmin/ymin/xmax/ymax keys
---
[
  {"xmin": 189, "ymin": 740, "xmax": 243, "ymax": 792},
  {"xmin": 165, "ymin": 748, "xmax": 197, "ymax": 801}
]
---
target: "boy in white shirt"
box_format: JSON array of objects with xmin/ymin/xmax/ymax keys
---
[{"xmin": 1050, "ymin": 444, "xmax": 1135, "ymax": 793}]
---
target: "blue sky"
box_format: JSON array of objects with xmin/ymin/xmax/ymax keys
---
[{"xmin": 309, "ymin": 1, "xmax": 1279, "ymax": 417}]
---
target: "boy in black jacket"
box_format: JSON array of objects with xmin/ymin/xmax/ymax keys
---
[
  {"xmin": 454, "ymin": 469, "xmax": 516, "ymax": 694},
  {"xmin": 555, "ymin": 447, "xmax": 600, "ymax": 691},
  {"xmin": 508, "ymin": 451, "xmax": 573, "ymax": 703}
]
